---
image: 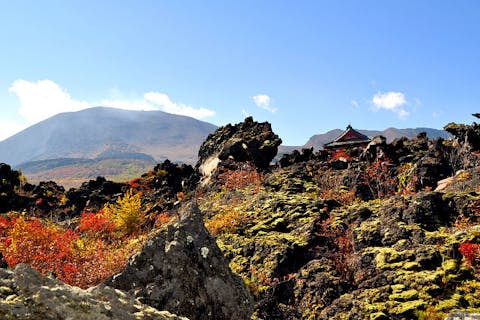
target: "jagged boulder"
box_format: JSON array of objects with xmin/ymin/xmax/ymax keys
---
[
  {"xmin": 137, "ymin": 160, "xmax": 200, "ymax": 216},
  {"xmin": 361, "ymin": 135, "xmax": 388, "ymax": 161},
  {"xmin": 445, "ymin": 122, "xmax": 480, "ymax": 150},
  {"xmin": 152, "ymin": 161, "xmax": 197, "ymax": 193},
  {"xmin": 0, "ymin": 264, "xmax": 187, "ymax": 320},
  {"xmin": 196, "ymin": 117, "xmax": 281, "ymax": 179},
  {"xmin": 143, "ymin": 160, "xmax": 199, "ymax": 199},
  {"xmin": 106, "ymin": 202, "xmax": 254, "ymax": 320}
]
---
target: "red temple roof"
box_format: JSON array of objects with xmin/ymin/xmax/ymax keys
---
[{"xmin": 324, "ymin": 125, "xmax": 371, "ymax": 149}]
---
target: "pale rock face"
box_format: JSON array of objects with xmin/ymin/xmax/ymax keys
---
[
  {"xmin": 198, "ymin": 154, "xmax": 220, "ymax": 186},
  {"xmin": 445, "ymin": 312, "xmax": 480, "ymax": 320},
  {"xmin": 0, "ymin": 264, "xmax": 188, "ymax": 320}
]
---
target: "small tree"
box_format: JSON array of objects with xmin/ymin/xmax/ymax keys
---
[
  {"xmin": 362, "ymin": 159, "xmax": 397, "ymax": 199},
  {"xmin": 104, "ymin": 189, "xmax": 144, "ymax": 235}
]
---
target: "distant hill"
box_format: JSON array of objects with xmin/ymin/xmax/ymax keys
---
[
  {"xmin": 0, "ymin": 107, "xmax": 217, "ymax": 167},
  {"xmin": 303, "ymin": 127, "xmax": 451, "ymax": 150},
  {"xmin": 19, "ymin": 157, "xmax": 156, "ymax": 188}
]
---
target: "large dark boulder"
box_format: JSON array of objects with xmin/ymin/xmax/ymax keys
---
[
  {"xmin": 197, "ymin": 117, "xmax": 282, "ymax": 171},
  {"xmin": 402, "ymin": 192, "xmax": 453, "ymax": 231},
  {"xmin": 147, "ymin": 160, "xmax": 199, "ymax": 198},
  {"xmin": 361, "ymin": 135, "xmax": 388, "ymax": 162},
  {"xmin": 106, "ymin": 202, "xmax": 254, "ymax": 320},
  {"xmin": 445, "ymin": 122, "xmax": 480, "ymax": 150}
]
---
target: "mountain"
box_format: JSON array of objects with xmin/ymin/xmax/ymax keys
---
[
  {"xmin": 0, "ymin": 107, "xmax": 217, "ymax": 167},
  {"xmin": 304, "ymin": 127, "xmax": 451, "ymax": 150}
]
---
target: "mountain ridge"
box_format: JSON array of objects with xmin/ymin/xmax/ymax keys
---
[
  {"xmin": 304, "ymin": 126, "xmax": 451, "ymax": 150},
  {"xmin": 0, "ymin": 107, "xmax": 217, "ymax": 166}
]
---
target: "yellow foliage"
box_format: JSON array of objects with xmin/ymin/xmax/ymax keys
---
[
  {"xmin": 104, "ymin": 189, "xmax": 144, "ymax": 235},
  {"xmin": 205, "ymin": 209, "xmax": 250, "ymax": 236}
]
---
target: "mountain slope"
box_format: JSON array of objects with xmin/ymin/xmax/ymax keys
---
[
  {"xmin": 304, "ymin": 127, "xmax": 451, "ymax": 149},
  {"xmin": 0, "ymin": 107, "xmax": 217, "ymax": 166},
  {"xmin": 19, "ymin": 158, "xmax": 156, "ymax": 188}
]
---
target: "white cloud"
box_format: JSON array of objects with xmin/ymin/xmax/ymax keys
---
[
  {"xmin": 144, "ymin": 92, "xmax": 215, "ymax": 119},
  {"xmin": 9, "ymin": 79, "xmax": 90, "ymax": 123},
  {"xmin": 242, "ymin": 109, "xmax": 250, "ymax": 117},
  {"xmin": 372, "ymin": 91, "xmax": 406, "ymax": 110},
  {"xmin": 253, "ymin": 94, "xmax": 277, "ymax": 113},
  {"xmin": 5, "ymin": 79, "xmax": 216, "ymax": 140},
  {"xmin": 372, "ymin": 91, "xmax": 409, "ymax": 119}
]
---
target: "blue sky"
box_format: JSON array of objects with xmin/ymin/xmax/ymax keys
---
[{"xmin": 0, "ymin": 1, "xmax": 479, "ymax": 145}]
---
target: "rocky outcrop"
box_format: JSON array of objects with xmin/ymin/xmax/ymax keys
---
[
  {"xmin": 0, "ymin": 264, "xmax": 187, "ymax": 320},
  {"xmin": 198, "ymin": 150, "xmax": 480, "ymax": 319},
  {"xmin": 106, "ymin": 202, "xmax": 254, "ymax": 320},
  {"xmin": 145, "ymin": 160, "xmax": 198, "ymax": 198},
  {"xmin": 66, "ymin": 176, "xmax": 126, "ymax": 213},
  {"xmin": 361, "ymin": 135, "xmax": 388, "ymax": 161},
  {"xmin": 277, "ymin": 148, "xmax": 328, "ymax": 168},
  {"xmin": 197, "ymin": 117, "xmax": 281, "ymax": 174},
  {"xmin": 138, "ymin": 160, "xmax": 200, "ymax": 215},
  {"xmin": 444, "ymin": 122, "xmax": 480, "ymax": 150},
  {"xmin": 0, "ymin": 163, "xmax": 32, "ymax": 213}
]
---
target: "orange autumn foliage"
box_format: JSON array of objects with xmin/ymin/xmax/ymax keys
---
[
  {"xmin": 205, "ymin": 209, "xmax": 251, "ymax": 236},
  {"xmin": 217, "ymin": 163, "xmax": 264, "ymax": 191},
  {"xmin": 3, "ymin": 216, "xmax": 79, "ymax": 281},
  {"xmin": 0, "ymin": 215, "xmax": 140, "ymax": 289},
  {"xmin": 78, "ymin": 210, "xmax": 116, "ymax": 236}
]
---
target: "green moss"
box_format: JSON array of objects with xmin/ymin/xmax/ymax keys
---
[
  {"xmin": 435, "ymin": 293, "xmax": 463, "ymax": 311},
  {"xmin": 363, "ymin": 302, "xmax": 386, "ymax": 314},
  {"xmin": 229, "ymin": 255, "xmax": 250, "ymax": 274},
  {"xmin": 390, "ymin": 284, "xmax": 405, "ymax": 293},
  {"xmin": 374, "ymin": 247, "xmax": 415, "ymax": 270},
  {"xmin": 354, "ymin": 220, "xmax": 380, "ymax": 242},
  {"xmin": 395, "ymin": 269, "xmax": 442, "ymax": 289},
  {"xmin": 390, "ymin": 299, "xmax": 426, "ymax": 315},
  {"xmin": 389, "ymin": 289, "xmax": 418, "ymax": 302},
  {"xmin": 442, "ymin": 259, "xmax": 458, "ymax": 273},
  {"xmin": 403, "ymin": 261, "xmax": 421, "ymax": 270},
  {"xmin": 458, "ymin": 280, "xmax": 480, "ymax": 307}
]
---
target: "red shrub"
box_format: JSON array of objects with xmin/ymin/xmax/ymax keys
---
[
  {"xmin": 128, "ymin": 178, "xmax": 142, "ymax": 189},
  {"xmin": 78, "ymin": 210, "xmax": 115, "ymax": 236},
  {"xmin": 459, "ymin": 242, "xmax": 479, "ymax": 266},
  {"xmin": 330, "ymin": 150, "xmax": 353, "ymax": 162},
  {"xmin": 314, "ymin": 217, "xmax": 355, "ymax": 282},
  {"xmin": 154, "ymin": 212, "xmax": 173, "ymax": 227},
  {"xmin": 362, "ymin": 159, "xmax": 397, "ymax": 198},
  {"xmin": 1, "ymin": 216, "xmax": 136, "ymax": 289},
  {"xmin": 3, "ymin": 217, "xmax": 78, "ymax": 280},
  {"xmin": 217, "ymin": 163, "xmax": 264, "ymax": 191}
]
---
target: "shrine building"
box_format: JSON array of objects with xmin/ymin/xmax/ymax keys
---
[{"xmin": 323, "ymin": 125, "xmax": 371, "ymax": 151}]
